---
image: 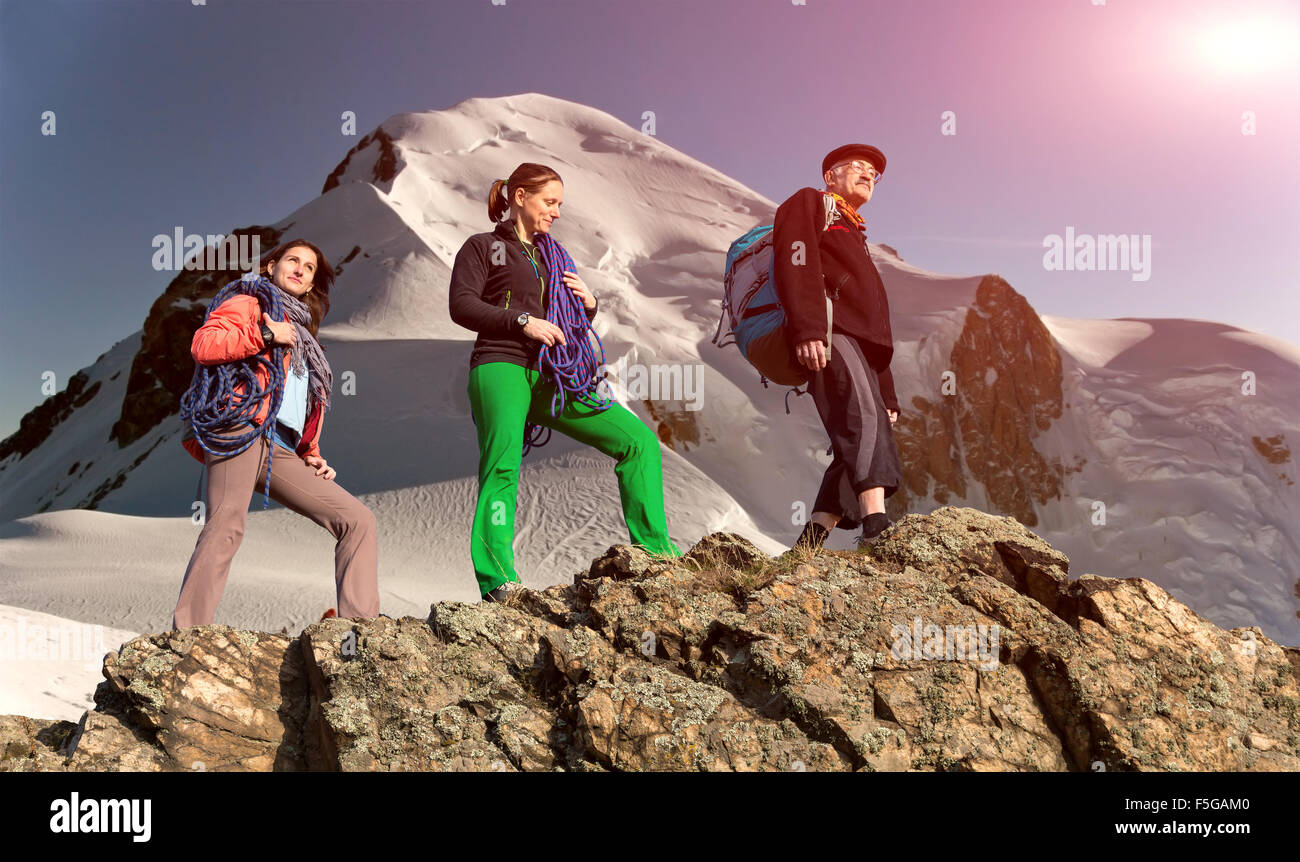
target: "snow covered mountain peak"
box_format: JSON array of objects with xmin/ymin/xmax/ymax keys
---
[{"xmin": 1, "ymin": 93, "xmax": 1297, "ymax": 645}]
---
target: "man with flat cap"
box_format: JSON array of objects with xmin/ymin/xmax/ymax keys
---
[{"xmin": 774, "ymin": 143, "xmax": 902, "ymax": 552}]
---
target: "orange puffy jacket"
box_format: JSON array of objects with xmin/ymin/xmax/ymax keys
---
[{"xmin": 181, "ymin": 293, "xmax": 325, "ymax": 463}]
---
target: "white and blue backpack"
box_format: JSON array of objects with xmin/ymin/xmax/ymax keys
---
[{"xmin": 713, "ymin": 192, "xmax": 838, "ymax": 387}]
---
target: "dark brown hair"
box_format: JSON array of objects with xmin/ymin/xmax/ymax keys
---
[
  {"xmin": 487, "ymin": 163, "xmax": 563, "ymax": 223},
  {"xmin": 258, "ymin": 238, "xmax": 333, "ymax": 337}
]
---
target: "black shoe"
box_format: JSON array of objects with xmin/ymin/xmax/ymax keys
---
[
  {"xmin": 787, "ymin": 521, "xmax": 830, "ymax": 555},
  {"xmin": 855, "ymin": 513, "xmax": 891, "ymax": 549},
  {"xmin": 482, "ymin": 581, "xmax": 526, "ymax": 603}
]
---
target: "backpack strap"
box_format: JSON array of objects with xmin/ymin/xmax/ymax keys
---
[
  {"xmin": 819, "ymin": 194, "xmax": 837, "ymax": 362},
  {"xmin": 784, "ymin": 385, "xmax": 808, "ymax": 414},
  {"xmin": 822, "ymin": 192, "xmax": 838, "ymax": 231}
]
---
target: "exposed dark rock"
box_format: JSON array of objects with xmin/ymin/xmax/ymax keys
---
[
  {"xmin": 321, "ymin": 128, "xmax": 401, "ymax": 194},
  {"xmin": 0, "ymin": 371, "xmax": 98, "ymax": 463},
  {"xmin": 889, "ymin": 275, "xmax": 1079, "ymax": 527},
  {"xmin": 110, "ymin": 226, "xmax": 281, "ymax": 449}
]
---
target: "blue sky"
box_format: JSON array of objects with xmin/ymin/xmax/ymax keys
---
[{"xmin": 2, "ymin": 0, "xmax": 1297, "ymax": 438}]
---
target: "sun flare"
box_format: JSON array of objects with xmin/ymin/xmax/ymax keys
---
[{"xmin": 1195, "ymin": 15, "xmax": 1298, "ymax": 74}]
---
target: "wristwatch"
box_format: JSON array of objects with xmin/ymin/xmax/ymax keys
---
[
  {"xmin": 516, "ymin": 312, "xmax": 531, "ymax": 329},
  {"xmin": 259, "ymin": 322, "xmax": 276, "ymax": 347}
]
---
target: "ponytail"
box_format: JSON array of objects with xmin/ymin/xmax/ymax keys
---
[{"xmin": 487, "ymin": 179, "xmax": 512, "ymax": 223}]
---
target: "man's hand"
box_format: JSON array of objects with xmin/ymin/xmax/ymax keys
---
[
  {"xmin": 887, "ymin": 409, "xmax": 898, "ymax": 425},
  {"xmin": 304, "ymin": 454, "xmax": 336, "ymax": 481},
  {"xmin": 795, "ymin": 339, "xmax": 828, "ymax": 372}
]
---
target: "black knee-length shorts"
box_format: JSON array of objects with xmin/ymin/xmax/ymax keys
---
[{"xmin": 807, "ymin": 332, "xmax": 902, "ymax": 528}]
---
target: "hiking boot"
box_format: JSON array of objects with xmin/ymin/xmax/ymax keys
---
[
  {"xmin": 787, "ymin": 521, "xmax": 830, "ymax": 555},
  {"xmin": 855, "ymin": 513, "xmax": 892, "ymax": 550},
  {"xmin": 482, "ymin": 581, "xmax": 526, "ymax": 603}
]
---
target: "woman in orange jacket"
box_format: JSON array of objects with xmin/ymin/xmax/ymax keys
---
[{"xmin": 172, "ymin": 238, "xmax": 380, "ymax": 628}]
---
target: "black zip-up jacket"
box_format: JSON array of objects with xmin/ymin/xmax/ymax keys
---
[
  {"xmin": 449, "ymin": 220, "xmax": 598, "ymax": 371},
  {"xmin": 772, "ymin": 187, "xmax": 898, "ymax": 411}
]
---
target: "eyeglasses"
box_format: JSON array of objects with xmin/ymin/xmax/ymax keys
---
[{"xmin": 834, "ymin": 160, "xmax": 882, "ymax": 183}]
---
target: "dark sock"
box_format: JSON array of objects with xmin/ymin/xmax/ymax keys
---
[
  {"xmin": 860, "ymin": 512, "xmax": 891, "ymax": 541},
  {"xmin": 792, "ymin": 521, "xmax": 830, "ymax": 551}
]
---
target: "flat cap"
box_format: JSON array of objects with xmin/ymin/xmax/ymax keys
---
[{"xmin": 822, "ymin": 144, "xmax": 886, "ymax": 177}]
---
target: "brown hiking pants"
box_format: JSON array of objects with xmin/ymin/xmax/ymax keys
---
[{"xmin": 172, "ymin": 434, "xmax": 380, "ymax": 628}]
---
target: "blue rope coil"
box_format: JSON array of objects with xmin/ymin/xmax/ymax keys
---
[
  {"xmin": 179, "ymin": 275, "xmax": 287, "ymax": 509},
  {"xmin": 524, "ymin": 234, "xmax": 612, "ymax": 456}
]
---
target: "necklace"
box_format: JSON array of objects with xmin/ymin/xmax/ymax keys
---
[{"xmin": 519, "ymin": 236, "xmax": 547, "ymax": 308}]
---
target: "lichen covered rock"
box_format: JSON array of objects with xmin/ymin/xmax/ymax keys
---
[{"xmin": 4, "ymin": 508, "xmax": 1296, "ymax": 771}]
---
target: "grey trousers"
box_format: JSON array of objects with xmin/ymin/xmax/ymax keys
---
[
  {"xmin": 808, "ymin": 333, "xmax": 902, "ymax": 528},
  {"xmin": 173, "ymin": 434, "xmax": 380, "ymax": 628}
]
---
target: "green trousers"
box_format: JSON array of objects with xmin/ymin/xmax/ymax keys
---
[{"xmin": 467, "ymin": 361, "xmax": 682, "ymax": 595}]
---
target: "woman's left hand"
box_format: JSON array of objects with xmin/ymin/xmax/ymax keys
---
[
  {"xmin": 563, "ymin": 270, "xmax": 596, "ymax": 310},
  {"xmin": 887, "ymin": 409, "xmax": 898, "ymax": 425},
  {"xmin": 304, "ymin": 454, "xmax": 336, "ymax": 481}
]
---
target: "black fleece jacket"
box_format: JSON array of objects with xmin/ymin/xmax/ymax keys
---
[
  {"xmin": 449, "ymin": 220, "xmax": 598, "ymax": 371},
  {"xmin": 772, "ymin": 187, "xmax": 898, "ymax": 412}
]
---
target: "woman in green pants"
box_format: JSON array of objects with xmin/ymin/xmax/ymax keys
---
[{"xmin": 448, "ymin": 162, "xmax": 681, "ymax": 601}]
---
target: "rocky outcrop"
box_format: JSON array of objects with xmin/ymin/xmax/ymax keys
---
[
  {"xmin": 0, "ymin": 226, "xmax": 281, "ymax": 507},
  {"xmin": 1252, "ymin": 434, "xmax": 1294, "ymax": 487},
  {"xmin": 890, "ymin": 275, "xmax": 1082, "ymax": 527},
  {"xmin": 321, "ymin": 127, "xmax": 401, "ymax": 195},
  {"xmin": 0, "ymin": 715, "xmax": 79, "ymax": 772},
  {"xmin": 0, "ymin": 371, "xmax": 103, "ymax": 463},
  {"xmin": 3, "ymin": 508, "xmax": 1297, "ymax": 771},
  {"xmin": 643, "ymin": 399, "xmax": 705, "ymax": 452},
  {"xmin": 109, "ymin": 226, "xmax": 282, "ymax": 449}
]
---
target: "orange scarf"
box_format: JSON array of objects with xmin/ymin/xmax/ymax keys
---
[{"xmin": 828, "ymin": 192, "xmax": 866, "ymax": 231}]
